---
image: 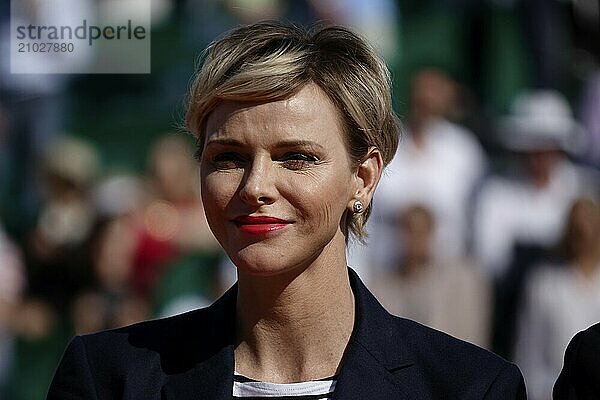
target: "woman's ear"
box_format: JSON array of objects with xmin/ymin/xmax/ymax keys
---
[{"xmin": 348, "ymin": 147, "xmax": 383, "ymax": 210}]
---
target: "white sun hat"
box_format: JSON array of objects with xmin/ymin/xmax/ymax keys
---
[{"xmin": 497, "ymin": 90, "xmax": 586, "ymax": 155}]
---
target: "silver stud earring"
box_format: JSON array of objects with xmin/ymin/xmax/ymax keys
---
[{"xmin": 352, "ymin": 200, "xmax": 364, "ymax": 213}]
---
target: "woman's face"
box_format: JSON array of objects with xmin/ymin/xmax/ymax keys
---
[{"xmin": 199, "ymin": 84, "xmax": 359, "ymax": 276}]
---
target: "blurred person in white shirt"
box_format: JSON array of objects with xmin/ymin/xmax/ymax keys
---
[
  {"xmin": 368, "ymin": 68, "xmax": 487, "ymax": 277},
  {"xmin": 473, "ymin": 90, "xmax": 595, "ymax": 280},
  {"xmin": 473, "ymin": 89, "xmax": 599, "ymax": 359},
  {"xmin": 514, "ymin": 197, "xmax": 600, "ymax": 400},
  {"xmin": 370, "ymin": 204, "xmax": 492, "ymax": 348}
]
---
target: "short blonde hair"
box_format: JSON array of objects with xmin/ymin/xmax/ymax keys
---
[{"xmin": 186, "ymin": 21, "xmax": 400, "ymax": 242}]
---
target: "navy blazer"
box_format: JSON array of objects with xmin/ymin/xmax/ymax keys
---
[
  {"xmin": 553, "ymin": 322, "xmax": 600, "ymax": 399},
  {"xmin": 47, "ymin": 268, "xmax": 526, "ymax": 399}
]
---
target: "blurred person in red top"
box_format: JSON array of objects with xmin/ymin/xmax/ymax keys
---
[
  {"xmin": 131, "ymin": 134, "xmax": 219, "ymax": 296},
  {"xmin": 71, "ymin": 216, "xmax": 150, "ymax": 335}
]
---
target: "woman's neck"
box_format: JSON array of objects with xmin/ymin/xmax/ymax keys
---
[{"xmin": 233, "ymin": 246, "xmax": 355, "ymax": 383}]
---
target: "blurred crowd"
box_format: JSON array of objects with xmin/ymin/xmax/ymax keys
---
[{"xmin": 0, "ymin": 0, "xmax": 599, "ymax": 399}]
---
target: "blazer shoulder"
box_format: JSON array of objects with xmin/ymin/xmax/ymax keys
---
[
  {"xmin": 71, "ymin": 307, "xmax": 206, "ymax": 368},
  {"xmin": 350, "ymin": 268, "xmax": 523, "ymax": 396},
  {"xmin": 391, "ymin": 315, "xmax": 510, "ymax": 367},
  {"xmin": 81, "ymin": 306, "xmax": 212, "ymax": 348},
  {"xmin": 578, "ymin": 322, "xmax": 600, "ymax": 345},
  {"xmin": 48, "ymin": 296, "xmax": 237, "ymax": 399},
  {"xmin": 388, "ymin": 316, "xmax": 525, "ymax": 397},
  {"xmin": 553, "ymin": 322, "xmax": 600, "ymax": 399},
  {"xmin": 80, "ymin": 282, "xmax": 237, "ymax": 354}
]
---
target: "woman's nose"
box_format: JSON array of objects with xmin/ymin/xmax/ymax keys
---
[{"xmin": 238, "ymin": 156, "xmax": 277, "ymax": 206}]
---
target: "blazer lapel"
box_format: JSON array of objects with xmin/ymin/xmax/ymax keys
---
[
  {"xmin": 332, "ymin": 341, "xmax": 417, "ymax": 400},
  {"xmin": 332, "ymin": 269, "xmax": 422, "ymax": 400},
  {"xmin": 161, "ymin": 344, "xmax": 234, "ymax": 400},
  {"xmin": 162, "ymin": 284, "xmax": 238, "ymax": 400}
]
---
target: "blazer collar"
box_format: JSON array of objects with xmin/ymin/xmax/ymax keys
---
[
  {"xmin": 163, "ymin": 268, "xmax": 419, "ymax": 400},
  {"xmin": 332, "ymin": 268, "xmax": 418, "ymax": 399}
]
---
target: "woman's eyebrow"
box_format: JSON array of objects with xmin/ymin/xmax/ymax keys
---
[
  {"xmin": 205, "ymin": 138, "xmax": 325, "ymax": 150},
  {"xmin": 204, "ymin": 138, "xmax": 244, "ymax": 147},
  {"xmin": 272, "ymin": 140, "xmax": 325, "ymax": 150}
]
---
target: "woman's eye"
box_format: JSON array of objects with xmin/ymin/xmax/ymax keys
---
[
  {"xmin": 281, "ymin": 153, "xmax": 318, "ymax": 169},
  {"xmin": 212, "ymin": 152, "xmax": 245, "ymax": 169}
]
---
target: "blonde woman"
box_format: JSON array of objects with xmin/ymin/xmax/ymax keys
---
[{"xmin": 48, "ymin": 21, "xmax": 525, "ymax": 399}]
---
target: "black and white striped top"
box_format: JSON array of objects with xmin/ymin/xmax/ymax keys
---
[{"xmin": 232, "ymin": 372, "xmax": 337, "ymax": 399}]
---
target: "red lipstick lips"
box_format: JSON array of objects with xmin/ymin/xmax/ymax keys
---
[{"xmin": 233, "ymin": 215, "xmax": 290, "ymax": 235}]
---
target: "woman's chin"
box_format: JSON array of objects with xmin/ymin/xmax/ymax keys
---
[
  {"xmin": 231, "ymin": 253, "xmax": 307, "ymax": 279},
  {"xmin": 234, "ymin": 262, "xmax": 297, "ymax": 278}
]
